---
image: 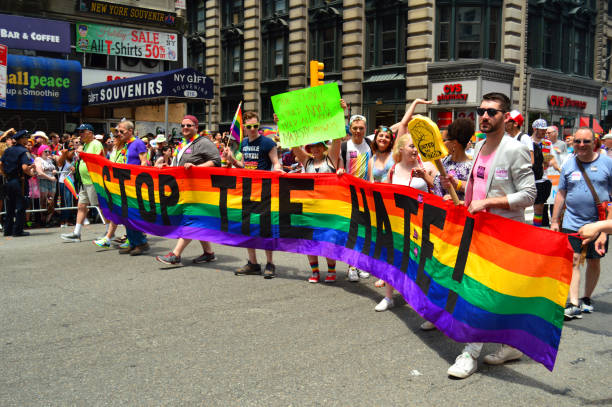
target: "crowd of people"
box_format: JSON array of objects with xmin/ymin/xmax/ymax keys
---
[{"xmin": 1, "ymin": 92, "xmax": 611, "ymax": 380}]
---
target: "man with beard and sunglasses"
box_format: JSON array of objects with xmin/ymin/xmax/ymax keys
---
[
  {"xmin": 156, "ymin": 115, "xmax": 221, "ymax": 265},
  {"xmin": 443, "ymin": 93, "xmax": 536, "ymax": 379}
]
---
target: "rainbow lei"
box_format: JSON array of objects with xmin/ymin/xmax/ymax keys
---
[
  {"xmin": 173, "ymin": 134, "xmax": 200, "ymax": 157},
  {"xmin": 119, "ymin": 137, "xmax": 135, "ymax": 160}
]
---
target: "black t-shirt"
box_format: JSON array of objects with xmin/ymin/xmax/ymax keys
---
[
  {"xmin": 241, "ymin": 135, "xmax": 276, "ymax": 170},
  {"xmin": 0, "ymin": 145, "xmax": 30, "ymax": 178},
  {"xmin": 532, "ymin": 141, "xmax": 544, "ymax": 180}
]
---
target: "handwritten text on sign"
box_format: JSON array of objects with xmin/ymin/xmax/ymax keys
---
[{"xmin": 271, "ymin": 82, "xmax": 345, "ymax": 148}]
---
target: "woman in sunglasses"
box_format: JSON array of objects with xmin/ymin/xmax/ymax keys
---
[
  {"xmin": 57, "ymin": 145, "xmax": 77, "ymax": 228},
  {"xmin": 34, "ymin": 145, "xmax": 58, "ymax": 227}
]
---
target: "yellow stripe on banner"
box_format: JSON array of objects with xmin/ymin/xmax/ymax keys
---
[{"xmin": 464, "ymin": 252, "xmax": 569, "ymax": 307}]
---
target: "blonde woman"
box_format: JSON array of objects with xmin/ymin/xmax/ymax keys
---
[{"xmin": 374, "ymin": 134, "xmax": 437, "ymax": 312}]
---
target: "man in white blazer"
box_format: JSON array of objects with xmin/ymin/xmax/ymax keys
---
[{"xmin": 444, "ymin": 92, "xmax": 536, "ymax": 379}]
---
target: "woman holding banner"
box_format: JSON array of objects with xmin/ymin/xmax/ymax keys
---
[
  {"xmin": 292, "ymin": 138, "xmax": 341, "ymax": 282},
  {"xmin": 374, "ymin": 134, "xmax": 437, "ymax": 312}
]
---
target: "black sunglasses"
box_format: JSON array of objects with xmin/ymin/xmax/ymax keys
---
[
  {"xmin": 244, "ymin": 124, "xmax": 259, "ymax": 130},
  {"xmin": 476, "ymin": 107, "xmax": 504, "ymax": 117},
  {"xmin": 573, "ymin": 139, "xmax": 592, "ymax": 145},
  {"xmin": 181, "ymin": 124, "xmax": 194, "ymax": 128}
]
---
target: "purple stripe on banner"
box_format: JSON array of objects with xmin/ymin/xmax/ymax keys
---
[{"xmin": 107, "ymin": 209, "xmax": 558, "ymax": 370}]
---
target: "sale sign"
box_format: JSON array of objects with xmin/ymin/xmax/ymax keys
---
[
  {"xmin": 75, "ymin": 22, "xmax": 177, "ymax": 61},
  {"xmin": 0, "ymin": 44, "xmax": 6, "ymax": 108}
]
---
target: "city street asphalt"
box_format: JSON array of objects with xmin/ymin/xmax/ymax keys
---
[{"xmin": 1, "ymin": 223, "xmax": 611, "ymax": 406}]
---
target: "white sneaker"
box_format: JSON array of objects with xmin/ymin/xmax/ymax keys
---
[
  {"xmin": 84, "ymin": 218, "xmax": 90, "ymax": 225},
  {"xmin": 60, "ymin": 232, "xmax": 81, "ymax": 243},
  {"xmin": 420, "ymin": 321, "xmax": 437, "ymax": 331},
  {"xmin": 358, "ymin": 270, "xmax": 370, "ymax": 279},
  {"xmin": 483, "ymin": 345, "xmax": 522, "ymax": 365},
  {"xmin": 347, "ymin": 266, "xmax": 359, "ymax": 282},
  {"xmin": 447, "ymin": 352, "xmax": 477, "ymax": 379},
  {"xmin": 375, "ymin": 297, "xmax": 394, "ymax": 312}
]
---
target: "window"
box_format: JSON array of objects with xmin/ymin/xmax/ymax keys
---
[
  {"xmin": 262, "ymin": 34, "xmax": 288, "ymax": 80},
  {"xmin": 309, "ymin": 1, "xmax": 342, "ymax": 73},
  {"xmin": 435, "ymin": 1, "xmax": 501, "ymax": 61},
  {"xmin": 527, "ymin": 0, "xmax": 596, "ymax": 77},
  {"xmin": 262, "ymin": 0, "xmax": 288, "ymax": 18},
  {"xmin": 365, "ymin": 3, "xmax": 407, "ymax": 68},
  {"xmin": 222, "ymin": 99, "xmax": 243, "ymax": 123},
  {"xmin": 222, "ymin": 42, "xmax": 243, "ymax": 84},
  {"xmin": 188, "ymin": 0, "xmax": 206, "ymax": 33},
  {"xmin": 222, "ymin": 0, "xmax": 243, "ymax": 27}
]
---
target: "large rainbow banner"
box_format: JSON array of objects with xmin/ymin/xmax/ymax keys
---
[{"xmin": 82, "ymin": 153, "xmax": 573, "ymax": 370}]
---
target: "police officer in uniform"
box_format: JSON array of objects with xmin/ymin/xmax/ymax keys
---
[{"xmin": 0, "ymin": 130, "xmax": 36, "ymax": 236}]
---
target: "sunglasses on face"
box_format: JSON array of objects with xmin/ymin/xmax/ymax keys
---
[
  {"xmin": 244, "ymin": 123, "xmax": 259, "ymax": 130},
  {"xmin": 476, "ymin": 107, "xmax": 504, "ymax": 117},
  {"xmin": 118, "ymin": 129, "xmax": 128, "ymax": 134},
  {"xmin": 573, "ymin": 139, "xmax": 592, "ymax": 145},
  {"xmin": 181, "ymin": 124, "xmax": 194, "ymax": 128}
]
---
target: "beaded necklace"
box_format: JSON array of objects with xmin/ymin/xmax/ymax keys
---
[
  {"xmin": 173, "ymin": 133, "xmax": 200, "ymax": 157},
  {"xmin": 119, "ymin": 137, "xmax": 135, "ymax": 160}
]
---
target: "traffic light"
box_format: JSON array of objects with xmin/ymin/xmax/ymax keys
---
[
  {"xmin": 559, "ymin": 117, "xmax": 565, "ymax": 127},
  {"xmin": 310, "ymin": 60, "xmax": 324, "ymax": 87}
]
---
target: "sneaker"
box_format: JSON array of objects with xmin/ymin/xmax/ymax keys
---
[
  {"xmin": 374, "ymin": 279, "xmax": 386, "ymax": 288},
  {"xmin": 118, "ymin": 241, "xmax": 130, "ymax": 250},
  {"xmin": 263, "ymin": 262, "xmax": 276, "ymax": 279},
  {"xmin": 60, "ymin": 232, "xmax": 81, "ymax": 242},
  {"xmin": 420, "ymin": 321, "xmax": 437, "ymax": 331},
  {"xmin": 375, "ymin": 297, "xmax": 394, "ymax": 312},
  {"xmin": 447, "ymin": 352, "xmax": 477, "ymax": 379},
  {"xmin": 84, "ymin": 218, "xmax": 90, "ymax": 225},
  {"xmin": 60, "ymin": 223, "xmax": 68, "ymax": 228},
  {"xmin": 564, "ymin": 304, "xmax": 582, "ymax": 320},
  {"xmin": 129, "ymin": 243, "xmax": 150, "ymax": 256},
  {"xmin": 113, "ymin": 235, "xmax": 127, "ymax": 244},
  {"xmin": 93, "ymin": 237, "xmax": 111, "ymax": 248},
  {"xmin": 358, "ymin": 270, "xmax": 370, "ymax": 279},
  {"xmin": 483, "ymin": 345, "xmax": 522, "ymax": 365},
  {"xmin": 348, "ymin": 266, "xmax": 359, "ymax": 282},
  {"xmin": 580, "ymin": 297, "xmax": 594, "ymax": 313},
  {"xmin": 156, "ymin": 252, "xmax": 181, "ymax": 265},
  {"xmin": 193, "ymin": 252, "xmax": 216, "ymax": 264},
  {"xmin": 308, "ymin": 272, "xmax": 320, "ymax": 283},
  {"xmin": 235, "ymin": 261, "xmax": 262, "ymax": 276},
  {"xmin": 324, "ymin": 273, "xmax": 336, "ymax": 283}
]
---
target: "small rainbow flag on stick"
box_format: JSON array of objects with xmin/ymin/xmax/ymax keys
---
[
  {"xmin": 230, "ymin": 101, "xmax": 243, "ymax": 144},
  {"xmin": 64, "ymin": 174, "xmax": 78, "ymax": 199}
]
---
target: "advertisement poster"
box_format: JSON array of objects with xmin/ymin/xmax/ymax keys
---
[
  {"xmin": 75, "ymin": 22, "xmax": 178, "ymax": 61},
  {"xmin": 0, "ymin": 44, "xmax": 6, "ymax": 108}
]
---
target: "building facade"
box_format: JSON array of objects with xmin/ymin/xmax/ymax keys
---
[
  {"xmin": 1, "ymin": 0, "xmax": 187, "ymax": 136},
  {"xmin": 193, "ymin": 0, "xmax": 610, "ymax": 134}
]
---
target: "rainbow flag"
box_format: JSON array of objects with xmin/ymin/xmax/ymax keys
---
[
  {"xmin": 63, "ymin": 174, "xmax": 78, "ymax": 199},
  {"xmin": 260, "ymin": 126, "xmax": 278, "ymax": 138},
  {"xmin": 81, "ymin": 152, "xmax": 573, "ymax": 371},
  {"xmin": 230, "ymin": 101, "xmax": 243, "ymax": 144}
]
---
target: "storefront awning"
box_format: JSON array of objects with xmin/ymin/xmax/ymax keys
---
[
  {"xmin": 5, "ymin": 55, "xmax": 82, "ymax": 112},
  {"xmin": 579, "ymin": 117, "xmax": 604, "ymax": 133},
  {"xmin": 84, "ymin": 67, "xmax": 213, "ymax": 106}
]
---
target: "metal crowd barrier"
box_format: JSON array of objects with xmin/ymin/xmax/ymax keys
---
[{"xmin": 0, "ymin": 175, "xmax": 105, "ymax": 225}]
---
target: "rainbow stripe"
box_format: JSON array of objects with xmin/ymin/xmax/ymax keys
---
[
  {"xmin": 81, "ymin": 152, "xmax": 573, "ymax": 371},
  {"xmin": 230, "ymin": 101, "xmax": 243, "ymax": 144},
  {"xmin": 64, "ymin": 174, "xmax": 78, "ymax": 199}
]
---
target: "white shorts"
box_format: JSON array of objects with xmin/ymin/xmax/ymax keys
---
[{"xmin": 78, "ymin": 184, "xmax": 99, "ymax": 206}]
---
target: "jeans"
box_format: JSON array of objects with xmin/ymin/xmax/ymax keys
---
[{"xmin": 126, "ymin": 226, "xmax": 147, "ymax": 247}]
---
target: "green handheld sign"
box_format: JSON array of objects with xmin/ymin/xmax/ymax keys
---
[{"xmin": 271, "ymin": 82, "xmax": 345, "ymax": 148}]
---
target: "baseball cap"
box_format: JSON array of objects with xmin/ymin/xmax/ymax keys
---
[
  {"xmin": 76, "ymin": 123, "xmax": 94, "ymax": 132},
  {"xmin": 532, "ymin": 118, "xmax": 548, "ymax": 129},
  {"xmin": 508, "ymin": 110, "xmax": 524, "ymax": 127},
  {"xmin": 602, "ymin": 133, "xmax": 612, "ymax": 140}
]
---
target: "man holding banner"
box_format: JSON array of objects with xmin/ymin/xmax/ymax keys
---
[
  {"xmin": 444, "ymin": 93, "xmax": 536, "ymax": 379},
  {"xmin": 223, "ymin": 111, "xmax": 283, "ymax": 278}
]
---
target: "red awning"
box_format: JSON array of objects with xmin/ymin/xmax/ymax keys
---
[{"xmin": 579, "ymin": 117, "xmax": 604, "ymax": 133}]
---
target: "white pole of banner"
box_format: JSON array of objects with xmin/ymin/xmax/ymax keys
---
[{"xmin": 164, "ymin": 97, "xmax": 169, "ymax": 137}]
